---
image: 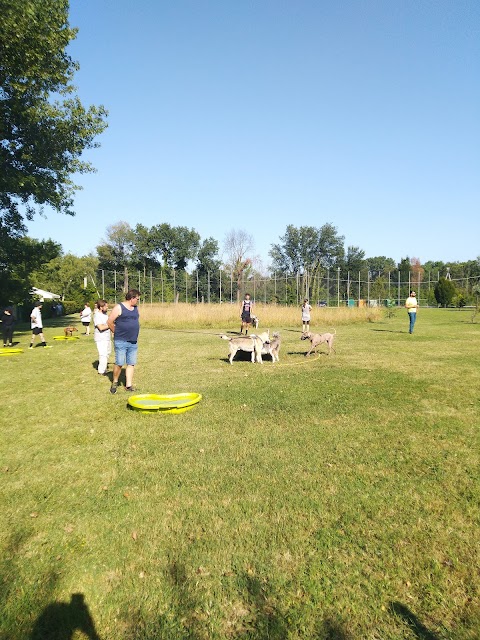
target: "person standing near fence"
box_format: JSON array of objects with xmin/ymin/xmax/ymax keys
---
[
  {"xmin": 93, "ymin": 300, "xmax": 111, "ymax": 376},
  {"xmin": 240, "ymin": 293, "xmax": 254, "ymax": 335},
  {"xmin": 107, "ymin": 289, "xmax": 140, "ymax": 394},
  {"xmin": 301, "ymin": 298, "xmax": 312, "ymax": 333},
  {"xmin": 405, "ymin": 290, "xmax": 418, "ymax": 334}
]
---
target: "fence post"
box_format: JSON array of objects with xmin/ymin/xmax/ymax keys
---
[{"xmin": 337, "ymin": 267, "xmax": 341, "ymax": 307}]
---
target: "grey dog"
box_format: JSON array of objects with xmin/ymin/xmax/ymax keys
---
[{"xmin": 301, "ymin": 330, "xmax": 336, "ymax": 356}]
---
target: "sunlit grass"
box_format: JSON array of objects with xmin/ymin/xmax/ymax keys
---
[{"xmin": 1, "ymin": 308, "xmax": 479, "ymax": 639}]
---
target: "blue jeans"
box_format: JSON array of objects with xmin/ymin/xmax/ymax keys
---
[
  {"xmin": 408, "ymin": 312, "xmax": 416, "ymax": 334},
  {"xmin": 114, "ymin": 340, "xmax": 138, "ymax": 366}
]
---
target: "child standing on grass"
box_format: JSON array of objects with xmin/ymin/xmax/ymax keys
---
[{"xmin": 301, "ymin": 299, "xmax": 312, "ymax": 333}]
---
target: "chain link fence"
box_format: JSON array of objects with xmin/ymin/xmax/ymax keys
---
[{"xmin": 90, "ymin": 268, "xmax": 480, "ymax": 308}]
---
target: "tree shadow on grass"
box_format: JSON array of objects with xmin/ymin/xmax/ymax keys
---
[
  {"xmin": 0, "ymin": 530, "xmax": 59, "ymax": 640},
  {"xmin": 390, "ymin": 601, "xmax": 439, "ymax": 640},
  {"xmin": 315, "ymin": 617, "xmax": 354, "ymax": 639},
  {"xmin": 371, "ymin": 328, "xmax": 405, "ymax": 334},
  {"xmin": 235, "ymin": 573, "xmax": 353, "ymax": 640},
  {"xmin": 120, "ymin": 559, "xmax": 206, "ymax": 640}
]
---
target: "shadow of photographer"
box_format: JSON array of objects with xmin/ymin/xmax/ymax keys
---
[{"xmin": 31, "ymin": 592, "xmax": 100, "ymax": 640}]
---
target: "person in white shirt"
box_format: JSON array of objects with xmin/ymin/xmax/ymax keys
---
[
  {"xmin": 80, "ymin": 303, "xmax": 92, "ymax": 335},
  {"xmin": 301, "ymin": 298, "xmax": 313, "ymax": 333},
  {"xmin": 93, "ymin": 300, "xmax": 112, "ymax": 375},
  {"xmin": 29, "ymin": 302, "xmax": 51, "ymax": 349}
]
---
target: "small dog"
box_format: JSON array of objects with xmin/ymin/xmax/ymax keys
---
[
  {"xmin": 64, "ymin": 326, "xmax": 78, "ymax": 337},
  {"xmin": 261, "ymin": 332, "xmax": 281, "ymax": 363},
  {"xmin": 251, "ymin": 315, "xmax": 259, "ymax": 329},
  {"xmin": 301, "ymin": 330, "xmax": 336, "ymax": 356}
]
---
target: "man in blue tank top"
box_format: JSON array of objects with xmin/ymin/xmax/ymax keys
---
[{"xmin": 107, "ymin": 289, "xmax": 140, "ymax": 394}]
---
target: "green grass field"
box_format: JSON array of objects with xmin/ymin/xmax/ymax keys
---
[{"xmin": 1, "ymin": 307, "xmax": 479, "ymax": 639}]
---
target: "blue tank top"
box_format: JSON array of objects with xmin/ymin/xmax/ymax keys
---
[{"xmin": 115, "ymin": 303, "xmax": 140, "ymax": 342}]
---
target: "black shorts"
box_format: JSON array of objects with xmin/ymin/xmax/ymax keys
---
[
  {"xmin": 32, "ymin": 327, "xmax": 42, "ymax": 335},
  {"xmin": 241, "ymin": 313, "xmax": 251, "ymax": 323}
]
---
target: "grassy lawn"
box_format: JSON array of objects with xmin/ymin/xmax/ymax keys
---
[{"xmin": 1, "ymin": 307, "xmax": 479, "ymax": 639}]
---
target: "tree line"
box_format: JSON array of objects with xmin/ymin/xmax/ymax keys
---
[{"xmin": 3, "ymin": 219, "xmax": 480, "ymax": 310}]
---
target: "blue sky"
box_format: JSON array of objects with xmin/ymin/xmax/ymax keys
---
[{"xmin": 27, "ymin": 0, "xmax": 480, "ymax": 269}]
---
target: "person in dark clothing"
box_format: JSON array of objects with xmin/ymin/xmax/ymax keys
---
[
  {"xmin": 240, "ymin": 293, "xmax": 254, "ymax": 335},
  {"xmin": 107, "ymin": 289, "xmax": 140, "ymax": 394},
  {"xmin": 1, "ymin": 307, "xmax": 16, "ymax": 347}
]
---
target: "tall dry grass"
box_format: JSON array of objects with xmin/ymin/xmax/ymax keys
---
[{"xmin": 139, "ymin": 302, "xmax": 382, "ymax": 330}]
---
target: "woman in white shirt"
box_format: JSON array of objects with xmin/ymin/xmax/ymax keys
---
[
  {"xmin": 93, "ymin": 300, "xmax": 111, "ymax": 375},
  {"xmin": 301, "ymin": 299, "xmax": 312, "ymax": 333},
  {"xmin": 80, "ymin": 303, "xmax": 92, "ymax": 335}
]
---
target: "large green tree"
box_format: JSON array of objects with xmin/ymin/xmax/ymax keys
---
[
  {"xmin": 269, "ymin": 223, "xmax": 345, "ymax": 274},
  {"xmin": 31, "ymin": 253, "xmax": 99, "ymax": 302},
  {"xmin": 434, "ymin": 277, "xmax": 456, "ymax": 308},
  {"xmin": 0, "ymin": 0, "xmax": 108, "ymax": 235},
  {"xmin": 0, "ymin": 233, "xmax": 61, "ymax": 302}
]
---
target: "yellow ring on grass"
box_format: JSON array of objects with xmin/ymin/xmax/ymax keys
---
[
  {"xmin": 127, "ymin": 393, "xmax": 202, "ymax": 414},
  {"xmin": 0, "ymin": 348, "xmax": 23, "ymax": 355},
  {"xmin": 53, "ymin": 335, "xmax": 80, "ymax": 340}
]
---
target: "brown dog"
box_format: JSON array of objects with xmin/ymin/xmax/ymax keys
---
[
  {"xmin": 64, "ymin": 326, "xmax": 78, "ymax": 337},
  {"xmin": 301, "ymin": 330, "xmax": 336, "ymax": 356}
]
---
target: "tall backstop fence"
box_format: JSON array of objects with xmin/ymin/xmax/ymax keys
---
[{"xmin": 88, "ymin": 268, "xmax": 480, "ymax": 308}]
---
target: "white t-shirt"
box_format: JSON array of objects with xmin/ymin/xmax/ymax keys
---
[
  {"xmin": 302, "ymin": 304, "xmax": 312, "ymax": 321},
  {"xmin": 31, "ymin": 307, "xmax": 43, "ymax": 329},
  {"xmin": 94, "ymin": 309, "xmax": 111, "ymax": 342},
  {"xmin": 81, "ymin": 306, "xmax": 92, "ymax": 323}
]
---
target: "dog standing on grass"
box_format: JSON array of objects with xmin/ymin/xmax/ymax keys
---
[
  {"xmin": 220, "ymin": 330, "xmax": 270, "ymax": 364},
  {"xmin": 64, "ymin": 326, "xmax": 78, "ymax": 337},
  {"xmin": 261, "ymin": 332, "xmax": 281, "ymax": 363},
  {"xmin": 301, "ymin": 330, "xmax": 336, "ymax": 356}
]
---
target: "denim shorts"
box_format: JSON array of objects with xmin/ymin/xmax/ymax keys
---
[{"xmin": 114, "ymin": 340, "xmax": 138, "ymax": 366}]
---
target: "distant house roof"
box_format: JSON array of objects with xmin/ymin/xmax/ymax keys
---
[{"xmin": 30, "ymin": 287, "xmax": 61, "ymax": 300}]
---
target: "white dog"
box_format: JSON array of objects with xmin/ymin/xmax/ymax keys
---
[{"xmin": 220, "ymin": 330, "xmax": 270, "ymax": 364}]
